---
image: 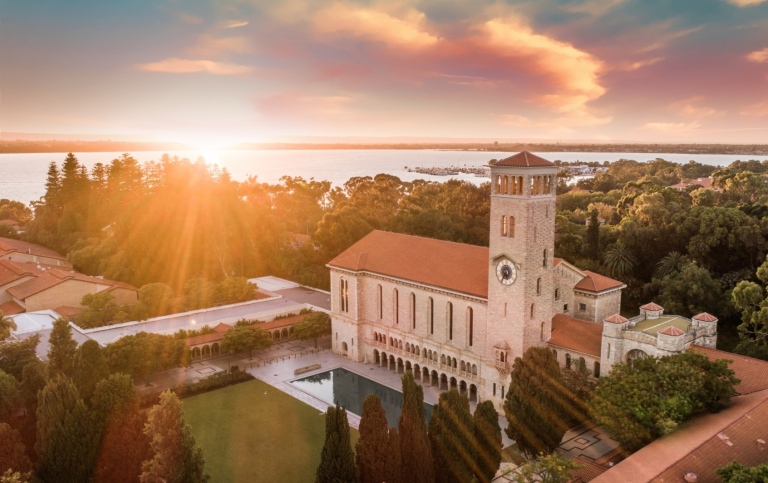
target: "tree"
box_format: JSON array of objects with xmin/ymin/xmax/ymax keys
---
[
  {"xmin": 603, "ymin": 242, "xmax": 636, "ymax": 277},
  {"xmin": 182, "ymin": 278, "xmax": 215, "ymax": 311},
  {"xmin": 429, "ymin": 389, "xmax": 475, "ymax": 483},
  {"xmin": 20, "ymin": 360, "xmax": 48, "ymax": 407},
  {"xmin": 732, "ymin": 255, "xmax": 768, "ymax": 345},
  {"xmin": 356, "ymin": 395, "xmax": 389, "ymax": 483},
  {"xmin": 474, "ymin": 400, "xmax": 502, "ymax": 483},
  {"xmin": 717, "ymin": 460, "xmax": 768, "ymax": 482},
  {"xmin": 652, "ymin": 262, "xmax": 724, "ymax": 318},
  {"xmin": 78, "ymin": 292, "xmax": 124, "ymax": 328},
  {"xmin": 586, "ymin": 209, "xmax": 600, "ymax": 260},
  {"xmin": 512, "ymin": 452, "xmax": 582, "ymax": 483},
  {"xmin": 0, "ymin": 335, "xmax": 39, "ymax": 381},
  {"xmin": 0, "ymin": 371, "xmax": 20, "ymax": 421},
  {"xmin": 91, "ymin": 373, "xmax": 136, "ymax": 427},
  {"xmin": 0, "ymin": 423, "xmax": 32, "ymax": 475},
  {"xmin": 141, "ymin": 391, "xmax": 209, "ymax": 483},
  {"xmin": 316, "ymin": 405, "xmax": 357, "ymax": 483},
  {"xmin": 384, "ymin": 428, "xmax": 402, "ymax": 483},
  {"xmin": 0, "ymin": 312, "xmax": 16, "ymax": 341},
  {"xmin": 398, "ymin": 371, "xmax": 433, "ymax": 483},
  {"xmin": 72, "ymin": 340, "xmax": 109, "ymax": 401},
  {"xmin": 504, "ymin": 347, "xmax": 579, "ymax": 456},
  {"xmin": 214, "ymin": 276, "xmax": 256, "ymax": 305},
  {"xmin": 588, "ymin": 352, "xmax": 738, "ymax": 451},
  {"xmin": 36, "ymin": 376, "xmax": 97, "ymax": 483},
  {"xmin": 221, "ymin": 326, "xmax": 272, "ymax": 360},
  {"xmin": 292, "ymin": 312, "xmax": 331, "ymax": 348},
  {"xmin": 655, "ymin": 251, "xmax": 685, "ymax": 278},
  {"xmin": 138, "ymin": 282, "xmax": 175, "ymax": 317},
  {"xmin": 47, "ymin": 317, "xmax": 77, "ymax": 377}
]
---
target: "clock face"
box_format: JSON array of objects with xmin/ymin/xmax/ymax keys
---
[{"xmin": 496, "ymin": 259, "xmax": 518, "ymax": 285}]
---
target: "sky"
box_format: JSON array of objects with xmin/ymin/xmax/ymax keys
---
[{"xmin": 1, "ymin": 0, "xmax": 768, "ymax": 145}]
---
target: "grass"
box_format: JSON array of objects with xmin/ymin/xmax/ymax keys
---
[
  {"xmin": 184, "ymin": 379, "xmax": 359, "ymax": 483},
  {"xmin": 631, "ymin": 316, "xmax": 690, "ymax": 335}
]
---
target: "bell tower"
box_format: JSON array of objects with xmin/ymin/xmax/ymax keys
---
[{"xmin": 486, "ymin": 152, "xmax": 557, "ymax": 365}]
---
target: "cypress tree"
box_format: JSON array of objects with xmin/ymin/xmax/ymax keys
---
[
  {"xmin": 140, "ymin": 391, "xmax": 209, "ymax": 483},
  {"xmin": 356, "ymin": 395, "xmax": 389, "ymax": 483},
  {"xmin": 429, "ymin": 389, "xmax": 476, "ymax": 483},
  {"xmin": 316, "ymin": 406, "xmax": 357, "ymax": 483},
  {"xmin": 473, "ymin": 400, "xmax": 502, "ymax": 483},
  {"xmin": 36, "ymin": 376, "xmax": 97, "ymax": 483},
  {"xmin": 399, "ymin": 371, "xmax": 433, "ymax": 483},
  {"xmin": 47, "ymin": 318, "xmax": 76, "ymax": 377},
  {"xmin": 586, "ymin": 209, "xmax": 600, "ymax": 260},
  {"xmin": 504, "ymin": 346, "xmax": 576, "ymax": 455},
  {"xmin": 0, "ymin": 423, "xmax": 32, "ymax": 475},
  {"xmin": 94, "ymin": 402, "xmax": 150, "ymax": 483},
  {"xmin": 384, "ymin": 427, "xmax": 402, "ymax": 483},
  {"xmin": 44, "ymin": 161, "xmax": 62, "ymax": 210},
  {"xmin": 72, "ymin": 340, "xmax": 109, "ymax": 401}
]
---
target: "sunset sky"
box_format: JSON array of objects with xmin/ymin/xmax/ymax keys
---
[{"xmin": 2, "ymin": 0, "xmax": 768, "ymax": 144}]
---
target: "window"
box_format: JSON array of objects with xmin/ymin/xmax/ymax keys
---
[
  {"xmin": 340, "ymin": 278, "xmax": 348, "ymax": 312},
  {"xmin": 467, "ymin": 307, "xmax": 474, "ymax": 346},
  {"xmin": 393, "ymin": 289, "xmax": 399, "ymax": 324},
  {"xmin": 564, "ymin": 303, "xmax": 569, "ymax": 312},
  {"xmin": 377, "ymin": 284, "xmax": 382, "ymax": 319},
  {"xmin": 493, "ymin": 383, "xmax": 496, "ymax": 397},
  {"xmin": 410, "ymin": 292, "xmax": 416, "ymax": 329},
  {"xmin": 530, "ymin": 303, "xmax": 535, "ymax": 318},
  {"xmin": 501, "ymin": 215, "xmax": 508, "ymax": 236},
  {"xmin": 543, "ymin": 249, "xmax": 548, "ymax": 268},
  {"xmin": 594, "ymin": 361, "xmax": 601, "ymax": 377},
  {"xmin": 540, "ymin": 321, "xmax": 544, "ymax": 341},
  {"xmin": 352, "ymin": 338, "xmax": 354, "ymax": 346},
  {"xmin": 579, "ymin": 303, "xmax": 587, "ymax": 311},
  {"xmin": 501, "ymin": 386, "xmax": 505, "ymax": 399},
  {"xmin": 509, "ymin": 216, "xmax": 515, "ymax": 238},
  {"xmin": 447, "ymin": 302, "xmax": 453, "ymax": 340},
  {"xmin": 555, "ymin": 288, "xmax": 560, "ymax": 300},
  {"xmin": 536, "ymin": 278, "xmax": 541, "ymax": 295},
  {"xmin": 566, "ymin": 353, "xmax": 571, "ymax": 369},
  {"xmin": 428, "ymin": 297, "xmax": 434, "ymax": 334}
]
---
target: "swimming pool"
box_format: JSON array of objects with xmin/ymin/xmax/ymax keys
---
[{"xmin": 291, "ymin": 368, "xmax": 433, "ymax": 428}]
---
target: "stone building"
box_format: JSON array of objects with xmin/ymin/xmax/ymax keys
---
[{"xmin": 327, "ymin": 152, "xmax": 718, "ymax": 408}]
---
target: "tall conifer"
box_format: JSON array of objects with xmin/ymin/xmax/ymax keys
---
[
  {"xmin": 429, "ymin": 389, "xmax": 475, "ymax": 483},
  {"xmin": 47, "ymin": 318, "xmax": 76, "ymax": 377},
  {"xmin": 384, "ymin": 428, "xmax": 402, "ymax": 483},
  {"xmin": 356, "ymin": 395, "xmax": 389, "ymax": 483},
  {"xmin": 399, "ymin": 372, "xmax": 433, "ymax": 483},
  {"xmin": 316, "ymin": 405, "xmax": 358, "ymax": 483},
  {"xmin": 473, "ymin": 400, "xmax": 502, "ymax": 483}
]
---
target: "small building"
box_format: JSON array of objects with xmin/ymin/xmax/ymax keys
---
[
  {"xmin": 0, "ymin": 236, "xmax": 72, "ymax": 268},
  {"xmin": 0, "ymin": 220, "xmax": 22, "ymax": 233},
  {"xmin": 671, "ymin": 177, "xmax": 717, "ymax": 191}
]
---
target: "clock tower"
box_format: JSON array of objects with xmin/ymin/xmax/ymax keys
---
[{"xmin": 486, "ymin": 152, "xmax": 558, "ymax": 370}]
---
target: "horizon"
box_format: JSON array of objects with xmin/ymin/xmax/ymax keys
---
[{"xmin": 1, "ymin": 0, "xmax": 767, "ymax": 147}]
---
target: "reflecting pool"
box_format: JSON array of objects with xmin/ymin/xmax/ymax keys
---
[{"xmin": 291, "ymin": 368, "xmax": 433, "ymax": 428}]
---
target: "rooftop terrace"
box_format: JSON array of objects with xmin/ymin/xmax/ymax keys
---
[{"xmin": 629, "ymin": 316, "xmax": 690, "ymax": 335}]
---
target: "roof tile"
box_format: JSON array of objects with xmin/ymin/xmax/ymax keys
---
[
  {"xmin": 549, "ymin": 314, "xmax": 603, "ymax": 357},
  {"xmin": 659, "ymin": 326, "xmax": 685, "ymax": 336},
  {"xmin": 641, "ymin": 302, "xmax": 664, "ymax": 311},
  {"xmin": 0, "ymin": 300, "xmax": 24, "ymax": 316},
  {"xmin": 604, "ymin": 314, "xmax": 628, "ymax": 324},
  {"xmin": 693, "ymin": 312, "xmax": 718, "ymax": 322},
  {"xmin": 495, "ymin": 151, "xmax": 555, "ymax": 167},
  {"xmin": 575, "ymin": 270, "xmax": 625, "ymax": 293},
  {"xmin": 0, "ymin": 236, "xmax": 67, "ymax": 261},
  {"xmin": 691, "ymin": 345, "xmax": 768, "ymax": 395}
]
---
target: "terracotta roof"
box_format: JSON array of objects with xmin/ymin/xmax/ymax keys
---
[
  {"xmin": 603, "ymin": 314, "xmax": 628, "ymax": 324},
  {"xmin": 659, "ymin": 326, "xmax": 685, "ymax": 336},
  {"xmin": 574, "ymin": 270, "xmax": 625, "ymax": 293},
  {"xmin": 640, "ymin": 302, "xmax": 663, "ymax": 311},
  {"xmin": 693, "ymin": 312, "xmax": 717, "ymax": 322},
  {"xmin": 570, "ymin": 456, "xmax": 608, "ymax": 482},
  {"xmin": 548, "ymin": 314, "xmax": 603, "ymax": 357},
  {"xmin": 0, "ymin": 237, "xmax": 66, "ymax": 261},
  {"xmin": 553, "ymin": 257, "xmax": 563, "ymax": 267},
  {"xmin": 593, "ymin": 389, "xmax": 768, "ymax": 483},
  {"xmin": 7, "ymin": 269, "xmax": 137, "ymax": 301},
  {"xmin": 185, "ymin": 327, "xmax": 231, "ymax": 346},
  {"xmin": 53, "ymin": 305, "xmax": 84, "ymax": 319},
  {"xmin": 0, "ymin": 300, "xmax": 24, "ymax": 316},
  {"xmin": 691, "ymin": 345, "xmax": 768, "ymax": 395},
  {"xmin": 0, "ymin": 259, "xmax": 43, "ymax": 287},
  {"xmin": 261, "ymin": 313, "xmax": 312, "ymax": 330},
  {"xmin": 328, "ymin": 230, "xmax": 489, "ymax": 298},
  {"xmin": 184, "ymin": 313, "xmax": 313, "ymax": 346},
  {"xmin": 494, "ymin": 151, "xmax": 555, "ymax": 167},
  {"xmin": 213, "ymin": 323, "xmax": 232, "ymax": 332}
]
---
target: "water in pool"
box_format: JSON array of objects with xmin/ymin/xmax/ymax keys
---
[{"xmin": 291, "ymin": 368, "xmax": 433, "ymax": 428}]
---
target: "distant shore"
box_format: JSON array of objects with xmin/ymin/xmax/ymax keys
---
[{"xmin": 1, "ymin": 140, "xmax": 768, "ymax": 156}]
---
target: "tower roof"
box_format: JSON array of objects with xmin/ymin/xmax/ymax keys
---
[
  {"xmin": 640, "ymin": 302, "xmax": 663, "ymax": 311},
  {"xmin": 693, "ymin": 312, "xmax": 718, "ymax": 322},
  {"xmin": 604, "ymin": 314, "xmax": 628, "ymax": 324},
  {"xmin": 659, "ymin": 326, "xmax": 685, "ymax": 336},
  {"xmin": 495, "ymin": 151, "xmax": 555, "ymax": 167}
]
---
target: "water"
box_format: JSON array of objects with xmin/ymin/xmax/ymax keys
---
[
  {"xmin": 290, "ymin": 367, "xmax": 434, "ymax": 428},
  {"xmin": 0, "ymin": 149, "xmax": 762, "ymax": 204}
]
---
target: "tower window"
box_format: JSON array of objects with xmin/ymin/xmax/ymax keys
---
[
  {"xmin": 543, "ymin": 249, "xmax": 548, "ymax": 268},
  {"xmin": 393, "ymin": 288, "xmax": 399, "ymax": 324},
  {"xmin": 447, "ymin": 302, "xmax": 453, "ymax": 340},
  {"xmin": 540, "ymin": 321, "xmax": 544, "ymax": 341},
  {"xmin": 411, "ymin": 292, "xmax": 416, "ymax": 329},
  {"xmin": 509, "ymin": 216, "xmax": 515, "ymax": 238},
  {"xmin": 377, "ymin": 284, "xmax": 382, "ymax": 319},
  {"xmin": 501, "ymin": 215, "xmax": 508, "ymax": 236},
  {"xmin": 467, "ymin": 307, "xmax": 474, "ymax": 346},
  {"xmin": 530, "ymin": 303, "xmax": 535, "ymax": 318},
  {"xmin": 340, "ymin": 278, "xmax": 348, "ymax": 313},
  {"xmin": 536, "ymin": 278, "xmax": 541, "ymax": 295},
  {"xmin": 502, "ymin": 176, "xmax": 508, "ymax": 194},
  {"xmin": 428, "ymin": 297, "xmax": 434, "ymax": 334},
  {"xmin": 555, "ymin": 288, "xmax": 560, "ymax": 300}
]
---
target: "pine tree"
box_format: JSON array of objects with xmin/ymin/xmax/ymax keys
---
[
  {"xmin": 399, "ymin": 371, "xmax": 433, "ymax": 483},
  {"xmin": 473, "ymin": 400, "xmax": 502, "ymax": 483},
  {"xmin": 72, "ymin": 340, "xmax": 108, "ymax": 401},
  {"xmin": 94, "ymin": 402, "xmax": 150, "ymax": 483},
  {"xmin": 47, "ymin": 318, "xmax": 76, "ymax": 377},
  {"xmin": 316, "ymin": 406, "xmax": 358, "ymax": 483},
  {"xmin": 140, "ymin": 391, "xmax": 209, "ymax": 483},
  {"xmin": 586, "ymin": 209, "xmax": 600, "ymax": 260},
  {"xmin": 384, "ymin": 427, "xmax": 402, "ymax": 483},
  {"xmin": 36, "ymin": 376, "xmax": 97, "ymax": 483},
  {"xmin": 429, "ymin": 388, "xmax": 476, "ymax": 483},
  {"xmin": 43, "ymin": 161, "xmax": 62, "ymax": 210},
  {"xmin": 356, "ymin": 395, "xmax": 390, "ymax": 483},
  {"xmin": 504, "ymin": 347, "xmax": 577, "ymax": 455}
]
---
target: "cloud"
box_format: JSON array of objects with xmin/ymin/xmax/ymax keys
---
[
  {"xmin": 223, "ymin": 20, "xmax": 249, "ymax": 29},
  {"xmin": 191, "ymin": 35, "xmax": 251, "ymax": 56},
  {"xmin": 563, "ymin": 0, "xmax": 627, "ymax": 16},
  {"xmin": 501, "ymin": 114, "xmax": 534, "ymax": 127},
  {"xmin": 641, "ymin": 121, "xmax": 701, "ymax": 132},
  {"xmin": 727, "ymin": 0, "xmax": 767, "ymax": 6},
  {"xmin": 637, "ymin": 25, "xmax": 702, "ymax": 53},
  {"xmin": 615, "ymin": 57, "xmax": 664, "ymax": 71},
  {"xmin": 670, "ymin": 97, "xmax": 724, "ymax": 117},
  {"xmin": 137, "ymin": 58, "xmax": 254, "ymax": 75},
  {"xmin": 741, "ymin": 100, "xmax": 768, "ymax": 117},
  {"xmin": 313, "ymin": 3, "xmax": 439, "ymax": 49},
  {"xmin": 747, "ymin": 47, "xmax": 768, "ymax": 63},
  {"xmin": 481, "ymin": 16, "xmax": 608, "ymax": 124}
]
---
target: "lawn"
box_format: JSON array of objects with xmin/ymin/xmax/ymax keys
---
[{"xmin": 184, "ymin": 379, "xmax": 359, "ymax": 483}]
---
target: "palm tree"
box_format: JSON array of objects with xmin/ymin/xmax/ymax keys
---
[
  {"xmin": 0, "ymin": 311, "xmax": 17, "ymax": 341},
  {"xmin": 656, "ymin": 251, "xmax": 685, "ymax": 279},
  {"xmin": 603, "ymin": 242, "xmax": 637, "ymax": 277}
]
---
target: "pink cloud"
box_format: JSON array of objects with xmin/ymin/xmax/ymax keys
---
[
  {"xmin": 747, "ymin": 47, "xmax": 768, "ymax": 63},
  {"xmin": 137, "ymin": 58, "xmax": 255, "ymax": 75},
  {"xmin": 727, "ymin": 0, "xmax": 767, "ymax": 6}
]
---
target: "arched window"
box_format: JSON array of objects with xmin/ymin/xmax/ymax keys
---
[
  {"xmin": 540, "ymin": 321, "xmax": 544, "ymax": 341},
  {"xmin": 530, "ymin": 303, "xmax": 535, "ymax": 318},
  {"xmin": 566, "ymin": 353, "xmax": 571, "ymax": 369},
  {"xmin": 428, "ymin": 297, "xmax": 434, "ymax": 335},
  {"xmin": 393, "ymin": 288, "xmax": 399, "ymax": 324},
  {"xmin": 410, "ymin": 292, "xmax": 416, "ymax": 329},
  {"xmin": 467, "ymin": 307, "xmax": 474, "ymax": 347},
  {"xmin": 447, "ymin": 302, "xmax": 453, "ymax": 340},
  {"xmin": 501, "ymin": 176, "xmax": 508, "ymax": 194},
  {"xmin": 501, "ymin": 215, "xmax": 508, "ymax": 236},
  {"xmin": 543, "ymin": 249, "xmax": 548, "ymax": 268},
  {"xmin": 377, "ymin": 284, "xmax": 382, "ymax": 319},
  {"xmin": 555, "ymin": 288, "xmax": 560, "ymax": 300},
  {"xmin": 340, "ymin": 278, "xmax": 348, "ymax": 313},
  {"xmin": 594, "ymin": 361, "xmax": 601, "ymax": 377},
  {"xmin": 536, "ymin": 278, "xmax": 541, "ymax": 295},
  {"xmin": 509, "ymin": 216, "xmax": 515, "ymax": 238},
  {"xmin": 495, "ymin": 175, "xmax": 501, "ymax": 193}
]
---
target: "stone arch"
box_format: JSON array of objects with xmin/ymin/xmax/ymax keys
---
[
  {"xmin": 461, "ymin": 360, "xmax": 466, "ymax": 372},
  {"xmin": 431, "ymin": 370, "xmax": 439, "ymax": 387},
  {"xmin": 459, "ymin": 380, "xmax": 467, "ymax": 397},
  {"xmin": 414, "ymin": 363, "xmax": 421, "ymax": 380},
  {"xmin": 469, "ymin": 384, "xmax": 478, "ymax": 402},
  {"xmin": 202, "ymin": 345, "xmax": 211, "ymax": 358},
  {"xmin": 398, "ymin": 340, "xmax": 403, "ymax": 350},
  {"xmin": 405, "ymin": 360, "xmax": 412, "ymax": 373},
  {"xmin": 441, "ymin": 354, "xmax": 446, "ymax": 365},
  {"xmin": 374, "ymin": 349, "xmax": 380, "ymax": 365},
  {"xmin": 289, "ymin": 326, "xmax": 295, "ymax": 337},
  {"xmin": 472, "ymin": 364, "xmax": 477, "ymax": 375},
  {"xmin": 389, "ymin": 355, "xmax": 396, "ymax": 371},
  {"xmin": 406, "ymin": 342, "xmax": 411, "ymax": 353},
  {"xmin": 192, "ymin": 347, "xmax": 201, "ymax": 359},
  {"xmin": 423, "ymin": 367, "xmax": 430, "ymax": 384},
  {"xmin": 211, "ymin": 343, "xmax": 220, "ymax": 356},
  {"xmin": 452, "ymin": 357, "xmax": 457, "ymax": 369},
  {"xmin": 565, "ymin": 353, "xmax": 571, "ymax": 369},
  {"xmin": 273, "ymin": 330, "xmax": 280, "ymax": 340},
  {"xmin": 501, "ymin": 215, "xmax": 508, "ymax": 236},
  {"xmin": 397, "ymin": 358, "xmax": 404, "ymax": 373},
  {"xmin": 281, "ymin": 328, "xmax": 289, "ymax": 339},
  {"xmin": 440, "ymin": 373, "xmax": 448, "ymax": 391},
  {"xmin": 450, "ymin": 377, "xmax": 458, "ymax": 391},
  {"xmin": 415, "ymin": 345, "xmax": 420, "ymax": 357},
  {"xmin": 626, "ymin": 349, "xmax": 649, "ymax": 364}
]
